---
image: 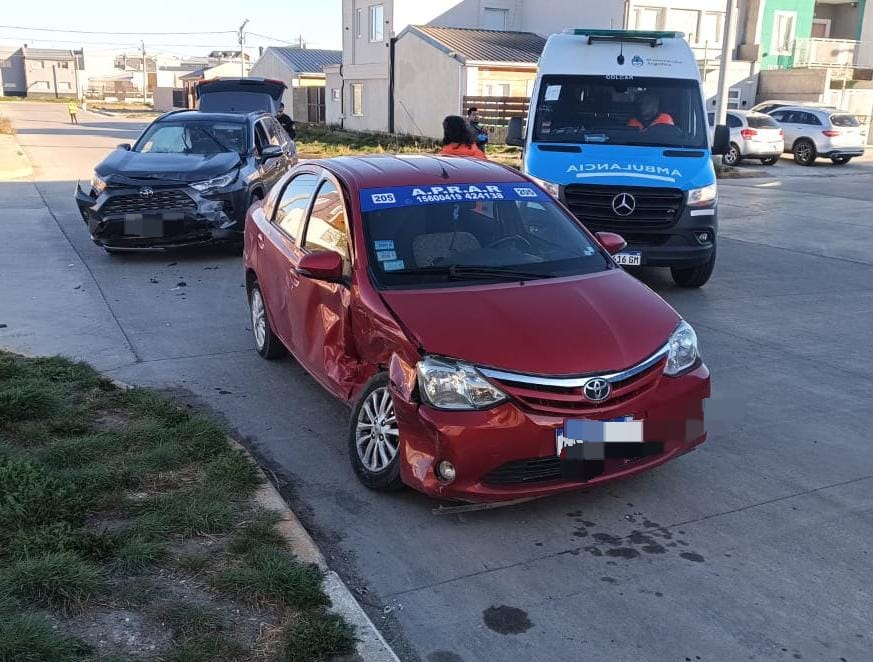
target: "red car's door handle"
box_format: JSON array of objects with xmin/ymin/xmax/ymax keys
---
[
  {"xmin": 288, "ymin": 268, "xmax": 300, "ymax": 287},
  {"xmin": 257, "ymin": 233, "xmax": 265, "ymax": 249}
]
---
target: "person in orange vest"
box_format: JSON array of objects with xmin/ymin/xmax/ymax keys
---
[
  {"xmin": 439, "ymin": 115, "xmax": 486, "ymax": 159},
  {"xmin": 627, "ymin": 93, "xmax": 674, "ymax": 130}
]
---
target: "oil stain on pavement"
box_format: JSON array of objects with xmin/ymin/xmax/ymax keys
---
[{"xmin": 482, "ymin": 605, "xmax": 533, "ymax": 635}]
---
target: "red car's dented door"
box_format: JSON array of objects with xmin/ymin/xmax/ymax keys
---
[{"xmin": 289, "ymin": 179, "xmax": 360, "ymax": 399}]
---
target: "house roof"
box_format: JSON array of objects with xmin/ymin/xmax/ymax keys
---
[
  {"xmin": 406, "ymin": 26, "xmax": 545, "ymax": 64},
  {"xmin": 180, "ymin": 68, "xmax": 207, "ymax": 80},
  {"xmin": 265, "ymin": 47, "xmax": 342, "ymax": 74},
  {"xmin": 22, "ymin": 47, "xmax": 82, "ymax": 61}
]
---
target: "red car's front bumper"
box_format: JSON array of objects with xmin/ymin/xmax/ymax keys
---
[{"xmin": 392, "ymin": 363, "xmax": 710, "ymax": 503}]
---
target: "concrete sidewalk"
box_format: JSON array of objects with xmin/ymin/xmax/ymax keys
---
[{"xmin": 0, "ymin": 133, "xmax": 33, "ymax": 180}]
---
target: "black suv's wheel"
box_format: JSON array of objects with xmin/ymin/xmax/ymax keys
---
[
  {"xmin": 249, "ymin": 281, "xmax": 284, "ymax": 359},
  {"xmin": 793, "ymin": 139, "xmax": 816, "ymax": 166},
  {"xmin": 831, "ymin": 156, "xmax": 852, "ymax": 165},
  {"xmin": 760, "ymin": 156, "xmax": 779, "ymax": 166},
  {"xmin": 348, "ymin": 373, "xmax": 404, "ymax": 492},
  {"xmin": 671, "ymin": 243, "xmax": 716, "ymax": 288},
  {"xmin": 722, "ymin": 143, "xmax": 741, "ymax": 166}
]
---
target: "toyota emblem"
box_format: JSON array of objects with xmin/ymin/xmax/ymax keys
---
[
  {"xmin": 139, "ymin": 187, "xmax": 155, "ymax": 199},
  {"xmin": 612, "ymin": 192, "xmax": 636, "ymax": 216},
  {"xmin": 583, "ymin": 378, "xmax": 611, "ymax": 402}
]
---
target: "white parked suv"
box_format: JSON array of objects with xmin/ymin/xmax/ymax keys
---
[
  {"xmin": 709, "ymin": 110, "xmax": 784, "ymax": 166},
  {"xmin": 766, "ymin": 106, "xmax": 865, "ymax": 166}
]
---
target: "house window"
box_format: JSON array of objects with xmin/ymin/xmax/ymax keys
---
[
  {"xmin": 483, "ymin": 7, "xmax": 508, "ymax": 31},
  {"xmin": 33, "ymin": 81, "xmax": 50, "ymax": 90},
  {"xmin": 632, "ymin": 7, "xmax": 664, "ymax": 31},
  {"xmin": 369, "ymin": 4, "xmax": 384, "ymax": 43},
  {"xmin": 58, "ymin": 81, "xmax": 71, "ymax": 91},
  {"xmin": 483, "ymin": 82, "xmax": 510, "ymax": 97},
  {"xmin": 772, "ymin": 11, "xmax": 797, "ymax": 55},
  {"xmin": 699, "ymin": 12, "xmax": 724, "ymax": 45},
  {"xmin": 670, "ymin": 9, "xmax": 699, "ymax": 44},
  {"xmin": 332, "ymin": 88, "xmax": 340, "ymax": 101},
  {"xmin": 355, "ymin": 8, "xmax": 363, "ymax": 39},
  {"xmin": 58, "ymin": 61, "xmax": 69, "ymax": 69},
  {"xmin": 351, "ymin": 83, "xmax": 363, "ymax": 116}
]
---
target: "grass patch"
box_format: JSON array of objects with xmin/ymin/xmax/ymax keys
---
[
  {"xmin": 0, "ymin": 613, "xmax": 91, "ymax": 662},
  {"xmin": 0, "ymin": 552, "xmax": 102, "ymax": 613},
  {"xmin": 154, "ymin": 602, "xmax": 224, "ymax": 639},
  {"xmin": 111, "ymin": 537, "xmax": 167, "ymax": 574},
  {"xmin": 173, "ymin": 553, "xmax": 211, "ymax": 574},
  {"xmin": 131, "ymin": 487, "xmax": 236, "ymax": 539},
  {"xmin": 279, "ymin": 609, "xmax": 356, "ymax": 662},
  {"xmin": 0, "ymin": 456, "xmax": 86, "ymax": 531},
  {"xmin": 0, "ymin": 351, "xmax": 349, "ymax": 660},
  {"xmin": 203, "ymin": 450, "xmax": 262, "ymax": 496},
  {"xmin": 228, "ymin": 511, "xmax": 286, "ymax": 556},
  {"xmin": 212, "ymin": 548, "xmax": 328, "ymax": 610},
  {"xmin": 163, "ymin": 635, "xmax": 248, "ymax": 662}
]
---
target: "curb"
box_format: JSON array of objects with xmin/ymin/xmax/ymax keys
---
[
  {"xmin": 0, "ymin": 133, "xmax": 33, "ymax": 180},
  {"xmin": 232, "ymin": 439, "xmax": 402, "ymax": 662}
]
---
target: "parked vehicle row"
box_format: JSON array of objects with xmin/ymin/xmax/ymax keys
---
[
  {"xmin": 712, "ymin": 100, "xmax": 866, "ymax": 167},
  {"xmin": 76, "ymin": 78, "xmax": 296, "ymax": 253}
]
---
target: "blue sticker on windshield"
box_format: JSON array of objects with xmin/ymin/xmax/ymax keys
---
[
  {"xmin": 376, "ymin": 250, "xmax": 397, "ymax": 261},
  {"xmin": 374, "ymin": 240, "xmax": 394, "ymax": 250},
  {"xmin": 360, "ymin": 183, "xmax": 547, "ymax": 212},
  {"xmin": 382, "ymin": 259, "xmax": 405, "ymax": 272}
]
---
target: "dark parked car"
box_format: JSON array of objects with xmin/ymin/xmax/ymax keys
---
[{"xmin": 76, "ymin": 79, "xmax": 296, "ymax": 252}]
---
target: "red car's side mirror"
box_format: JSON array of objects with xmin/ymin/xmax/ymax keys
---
[
  {"xmin": 297, "ymin": 250, "xmax": 344, "ymax": 282},
  {"xmin": 595, "ymin": 232, "xmax": 627, "ymax": 255}
]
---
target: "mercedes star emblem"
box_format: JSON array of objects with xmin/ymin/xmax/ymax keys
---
[
  {"xmin": 139, "ymin": 187, "xmax": 155, "ymax": 199},
  {"xmin": 583, "ymin": 378, "xmax": 611, "ymax": 402},
  {"xmin": 612, "ymin": 192, "xmax": 636, "ymax": 217}
]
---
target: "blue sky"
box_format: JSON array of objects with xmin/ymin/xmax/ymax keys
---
[{"xmin": 0, "ymin": 1, "xmax": 343, "ymax": 55}]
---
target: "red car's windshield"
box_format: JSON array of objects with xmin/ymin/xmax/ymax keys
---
[{"xmin": 360, "ymin": 183, "xmax": 610, "ymax": 289}]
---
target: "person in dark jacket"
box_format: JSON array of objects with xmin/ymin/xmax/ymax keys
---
[
  {"xmin": 276, "ymin": 103, "xmax": 296, "ymax": 139},
  {"xmin": 467, "ymin": 107, "xmax": 489, "ymax": 153}
]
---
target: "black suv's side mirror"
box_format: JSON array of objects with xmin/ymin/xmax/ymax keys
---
[
  {"xmin": 260, "ymin": 145, "xmax": 284, "ymax": 160},
  {"xmin": 117, "ymin": 143, "xmax": 132, "ymax": 151},
  {"xmin": 712, "ymin": 125, "xmax": 730, "ymax": 156},
  {"xmin": 506, "ymin": 117, "xmax": 525, "ymax": 147}
]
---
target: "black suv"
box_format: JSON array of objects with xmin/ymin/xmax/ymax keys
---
[{"xmin": 76, "ymin": 78, "xmax": 296, "ymax": 252}]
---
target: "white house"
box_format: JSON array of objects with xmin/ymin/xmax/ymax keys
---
[{"xmin": 250, "ymin": 47, "xmax": 342, "ymax": 121}]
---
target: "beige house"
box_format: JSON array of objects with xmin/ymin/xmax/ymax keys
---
[
  {"xmin": 394, "ymin": 26, "xmax": 545, "ymax": 138},
  {"xmin": 249, "ymin": 47, "xmax": 341, "ymax": 121},
  {"xmin": 0, "ymin": 47, "xmax": 84, "ymax": 98}
]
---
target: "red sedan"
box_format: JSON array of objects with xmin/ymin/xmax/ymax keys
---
[{"xmin": 243, "ymin": 156, "xmax": 709, "ymax": 503}]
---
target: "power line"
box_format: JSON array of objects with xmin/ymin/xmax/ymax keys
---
[{"xmin": 0, "ymin": 24, "xmax": 236, "ymax": 36}]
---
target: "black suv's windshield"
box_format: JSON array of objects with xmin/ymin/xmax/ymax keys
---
[
  {"xmin": 533, "ymin": 75, "xmax": 708, "ymax": 149},
  {"xmin": 135, "ymin": 121, "xmax": 248, "ymax": 155},
  {"xmin": 361, "ymin": 185, "xmax": 610, "ymax": 289}
]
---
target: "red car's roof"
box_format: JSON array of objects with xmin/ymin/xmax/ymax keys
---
[{"xmin": 317, "ymin": 154, "xmax": 526, "ymax": 190}]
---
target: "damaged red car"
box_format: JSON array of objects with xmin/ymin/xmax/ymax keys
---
[{"xmin": 244, "ymin": 155, "xmax": 709, "ymax": 503}]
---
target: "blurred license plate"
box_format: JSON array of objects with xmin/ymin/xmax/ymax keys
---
[
  {"xmin": 614, "ymin": 252, "xmax": 641, "ymax": 266},
  {"xmin": 556, "ymin": 416, "xmax": 642, "ymax": 456}
]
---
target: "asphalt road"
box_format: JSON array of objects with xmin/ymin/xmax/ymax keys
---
[{"xmin": 2, "ymin": 101, "xmax": 873, "ymax": 662}]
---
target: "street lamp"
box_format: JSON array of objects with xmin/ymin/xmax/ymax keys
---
[{"xmin": 238, "ymin": 19, "xmax": 249, "ymax": 78}]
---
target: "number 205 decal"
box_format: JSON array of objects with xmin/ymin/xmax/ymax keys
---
[{"xmin": 371, "ymin": 193, "xmax": 396, "ymax": 204}]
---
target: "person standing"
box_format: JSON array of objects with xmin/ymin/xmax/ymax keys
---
[
  {"xmin": 467, "ymin": 107, "xmax": 489, "ymax": 153},
  {"xmin": 439, "ymin": 115, "xmax": 486, "ymax": 159},
  {"xmin": 276, "ymin": 103, "xmax": 296, "ymax": 140},
  {"xmin": 68, "ymin": 100, "xmax": 79, "ymax": 125}
]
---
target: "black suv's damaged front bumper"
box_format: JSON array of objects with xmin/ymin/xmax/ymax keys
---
[{"xmin": 75, "ymin": 182, "xmax": 248, "ymax": 249}]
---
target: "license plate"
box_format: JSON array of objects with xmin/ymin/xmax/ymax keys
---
[
  {"xmin": 556, "ymin": 416, "xmax": 641, "ymax": 456},
  {"xmin": 614, "ymin": 252, "xmax": 641, "ymax": 266},
  {"xmin": 123, "ymin": 216, "xmax": 164, "ymax": 238}
]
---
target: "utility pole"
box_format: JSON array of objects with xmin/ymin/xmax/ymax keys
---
[
  {"xmin": 298, "ymin": 34, "xmax": 304, "ymax": 49},
  {"xmin": 714, "ymin": 0, "xmax": 738, "ymax": 126},
  {"xmin": 141, "ymin": 41, "xmax": 148, "ymax": 105},
  {"xmin": 238, "ymin": 19, "xmax": 249, "ymax": 77}
]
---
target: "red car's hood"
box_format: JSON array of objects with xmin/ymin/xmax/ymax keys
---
[{"xmin": 380, "ymin": 270, "xmax": 680, "ymax": 375}]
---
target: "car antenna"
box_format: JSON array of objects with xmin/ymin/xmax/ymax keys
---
[
  {"xmin": 439, "ymin": 165, "xmax": 449, "ymax": 179},
  {"xmin": 617, "ymin": 39, "xmax": 625, "ymax": 66}
]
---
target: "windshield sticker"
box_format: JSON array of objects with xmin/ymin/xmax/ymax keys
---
[
  {"xmin": 376, "ymin": 250, "xmax": 397, "ymax": 261},
  {"xmin": 544, "ymin": 85, "xmax": 561, "ymax": 101},
  {"xmin": 382, "ymin": 259, "xmax": 405, "ymax": 272},
  {"xmin": 374, "ymin": 240, "xmax": 394, "ymax": 250},
  {"xmin": 631, "ymin": 55, "xmax": 644, "ymax": 67},
  {"xmin": 360, "ymin": 183, "xmax": 547, "ymax": 212},
  {"xmin": 568, "ymin": 163, "xmax": 683, "ymax": 183}
]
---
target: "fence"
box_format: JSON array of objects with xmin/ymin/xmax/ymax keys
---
[
  {"xmin": 463, "ymin": 95, "xmax": 530, "ymax": 144},
  {"xmin": 794, "ymin": 38, "xmax": 873, "ymax": 70}
]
